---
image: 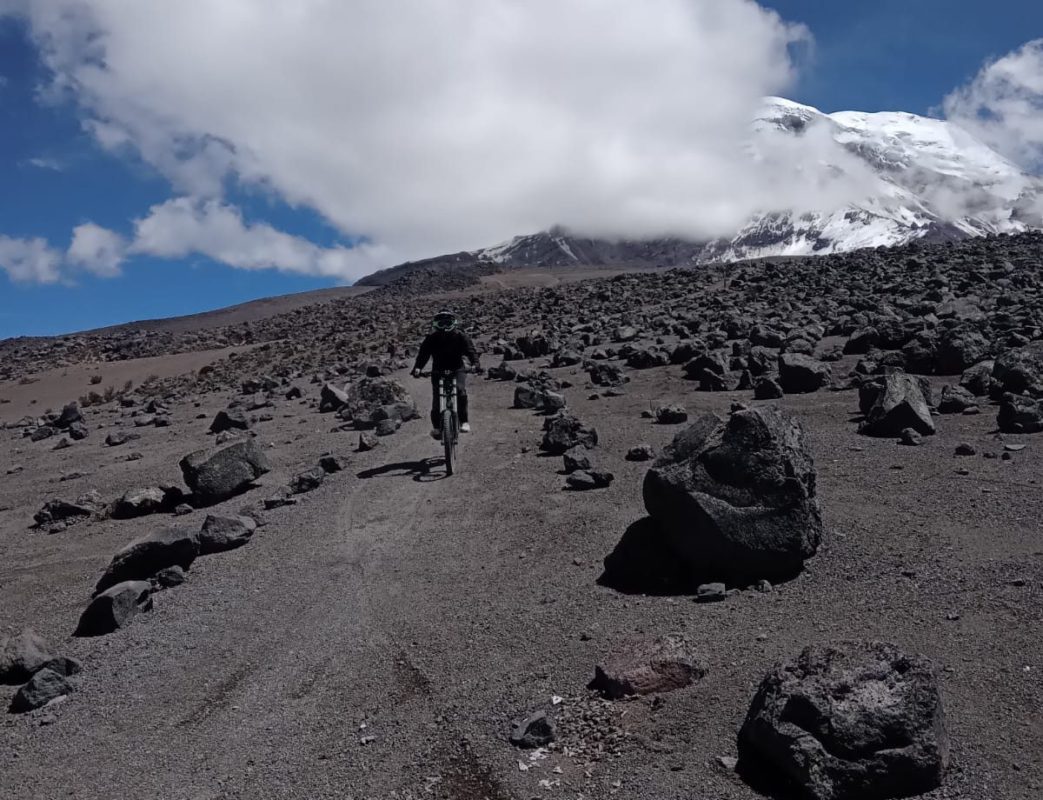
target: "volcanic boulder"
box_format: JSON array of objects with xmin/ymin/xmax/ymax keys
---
[
  {"xmin": 540, "ymin": 412, "xmax": 598, "ymax": 454},
  {"xmin": 209, "ymin": 409, "xmax": 250, "ymax": 434},
  {"xmin": 0, "ymin": 629, "xmax": 53, "ymax": 685},
  {"xmin": 319, "ymin": 383, "xmax": 350, "ymax": 413},
  {"xmin": 179, "ymin": 439, "xmax": 270, "ymax": 505},
  {"xmin": 642, "ymin": 407, "xmax": 822, "ymax": 582},
  {"xmin": 738, "ymin": 641, "xmax": 949, "ymax": 800},
  {"xmin": 778, "ymin": 354, "xmax": 831, "ymax": 394},
  {"xmin": 859, "ymin": 373, "xmax": 935, "ymax": 437},
  {"xmin": 94, "ymin": 527, "xmax": 200, "ymax": 595},
  {"xmin": 198, "ymin": 514, "xmax": 257, "ymax": 555},
  {"xmin": 997, "ymin": 394, "xmax": 1043, "ymax": 434},
  {"xmin": 9, "ymin": 668, "xmax": 74, "ymax": 713},
  {"xmin": 991, "ymin": 343, "xmax": 1043, "ymax": 398},
  {"xmin": 75, "ymin": 581, "xmax": 153, "ymax": 637}
]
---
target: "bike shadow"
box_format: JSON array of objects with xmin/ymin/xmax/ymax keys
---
[{"xmin": 357, "ymin": 458, "xmax": 447, "ymax": 482}]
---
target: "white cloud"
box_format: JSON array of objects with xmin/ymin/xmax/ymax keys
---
[
  {"xmin": 0, "ymin": 235, "xmax": 63, "ymax": 283},
  {"xmin": 24, "ymin": 156, "xmax": 63, "ymax": 171},
  {"xmin": 67, "ymin": 221, "xmax": 126, "ymax": 276},
  {"xmin": 944, "ymin": 39, "xmax": 1043, "ymax": 173},
  {"xmin": 12, "ymin": 0, "xmax": 811, "ymax": 264},
  {"xmin": 130, "ymin": 198, "xmax": 391, "ymax": 281}
]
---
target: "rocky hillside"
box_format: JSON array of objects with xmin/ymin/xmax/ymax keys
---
[{"xmin": 1, "ymin": 230, "xmax": 1042, "ymax": 799}]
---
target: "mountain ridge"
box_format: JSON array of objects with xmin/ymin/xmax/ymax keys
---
[{"xmin": 359, "ymin": 97, "xmax": 1041, "ymax": 284}]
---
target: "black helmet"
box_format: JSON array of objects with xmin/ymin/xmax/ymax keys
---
[{"xmin": 432, "ymin": 310, "xmax": 458, "ymax": 331}]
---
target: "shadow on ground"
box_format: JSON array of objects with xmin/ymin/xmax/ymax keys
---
[{"xmin": 357, "ymin": 458, "xmax": 447, "ymax": 483}]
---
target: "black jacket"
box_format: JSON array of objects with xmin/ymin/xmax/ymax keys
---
[{"xmin": 413, "ymin": 329, "xmax": 479, "ymax": 372}]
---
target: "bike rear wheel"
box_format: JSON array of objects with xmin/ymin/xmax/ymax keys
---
[{"xmin": 442, "ymin": 409, "xmax": 456, "ymax": 475}]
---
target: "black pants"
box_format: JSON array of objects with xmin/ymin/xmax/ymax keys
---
[{"xmin": 431, "ymin": 370, "xmax": 468, "ymax": 428}]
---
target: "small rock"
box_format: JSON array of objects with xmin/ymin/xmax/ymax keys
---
[
  {"xmin": 654, "ymin": 405, "xmax": 688, "ymax": 425},
  {"xmin": 9, "ymin": 668, "xmax": 74, "ymax": 713},
  {"xmin": 357, "ymin": 433, "xmax": 379, "ymax": 452},
  {"xmin": 151, "ymin": 565, "xmax": 186, "ymax": 589},
  {"xmin": 625, "ymin": 444, "xmax": 655, "ymax": 462},
  {"xmin": 954, "ymin": 443, "xmax": 976, "ymax": 456},
  {"xmin": 510, "ymin": 712, "xmax": 556, "ymax": 749},
  {"xmin": 899, "ymin": 428, "xmax": 923, "ymax": 446},
  {"xmin": 695, "ymin": 582, "xmax": 727, "ymax": 602},
  {"xmin": 75, "ymin": 580, "xmax": 153, "ymax": 637}
]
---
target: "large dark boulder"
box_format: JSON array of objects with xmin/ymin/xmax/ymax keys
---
[
  {"xmin": 94, "ymin": 527, "xmax": 200, "ymax": 595},
  {"xmin": 209, "ymin": 409, "xmax": 250, "ymax": 434},
  {"xmin": 934, "ymin": 327, "xmax": 989, "ymax": 375},
  {"xmin": 859, "ymin": 373, "xmax": 935, "ymax": 437},
  {"xmin": 540, "ymin": 412, "xmax": 598, "ymax": 454},
  {"xmin": 75, "ymin": 580, "xmax": 153, "ymax": 637},
  {"xmin": 778, "ymin": 354, "xmax": 831, "ymax": 394},
  {"xmin": 179, "ymin": 439, "xmax": 270, "ymax": 504},
  {"xmin": 319, "ymin": 383, "xmax": 350, "ymax": 413},
  {"xmin": 587, "ymin": 363, "xmax": 627, "ymax": 387},
  {"xmin": 991, "ymin": 344, "xmax": 1043, "ymax": 398},
  {"xmin": 642, "ymin": 407, "xmax": 822, "ymax": 582},
  {"xmin": 997, "ymin": 394, "xmax": 1043, "ymax": 433},
  {"xmin": 959, "ymin": 360, "xmax": 994, "ymax": 396},
  {"xmin": 0, "ymin": 629, "xmax": 53, "ymax": 685},
  {"xmin": 738, "ymin": 641, "xmax": 949, "ymax": 800}
]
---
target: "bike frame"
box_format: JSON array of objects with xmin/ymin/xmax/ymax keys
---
[{"xmin": 436, "ymin": 370, "xmax": 459, "ymax": 442}]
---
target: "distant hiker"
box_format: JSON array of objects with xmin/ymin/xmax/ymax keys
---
[{"xmin": 411, "ymin": 311, "xmax": 480, "ymax": 438}]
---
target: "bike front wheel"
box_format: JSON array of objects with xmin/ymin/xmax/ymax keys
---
[{"xmin": 442, "ymin": 409, "xmax": 456, "ymax": 475}]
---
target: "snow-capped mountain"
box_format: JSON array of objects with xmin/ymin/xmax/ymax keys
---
[
  {"xmin": 479, "ymin": 98, "xmax": 1042, "ymax": 268},
  {"xmin": 358, "ymin": 98, "xmax": 1042, "ymax": 284}
]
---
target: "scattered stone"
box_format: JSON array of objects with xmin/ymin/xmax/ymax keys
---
[
  {"xmin": 179, "ymin": 439, "xmax": 271, "ymax": 505},
  {"xmin": 510, "ymin": 711, "xmax": 556, "ymax": 749},
  {"xmin": 33, "ymin": 498, "xmax": 95, "ymax": 528},
  {"xmin": 319, "ymin": 454, "xmax": 349, "ymax": 473},
  {"xmin": 540, "ymin": 412, "xmax": 598, "ymax": 454},
  {"xmin": 860, "ymin": 373, "xmax": 935, "ymax": 437},
  {"xmin": 562, "ymin": 450, "xmax": 592, "ymax": 474},
  {"xmin": 590, "ymin": 635, "xmax": 705, "ymax": 699},
  {"xmin": 198, "ymin": 514, "xmax": 257, "ymax": 555},
  {"xmin": 997, "ymin": 394, "xmax": 1043, "ymax": 434},
  {"xmin": 319, "ymin": 383, "xmax": 350, "ymax": 413},
  {"xmin": 566, "ymin": 470, "xmax": 614, "ymax": 490},
  {"xmin": 151, "ymin": 565, "xmax": 187, "ymax": 589},
  {"xmin": 289, "ymin": 466, "xmax": 326, "ymax": 494},
  {"xmin": 0, "ymin": 629, "xmax": 53, "ymax": 685},
  {"xmin": 9, "ymin": 668, "xmax": 74, "ymax": 714},
  {"xmin": 654, "ymin": 405, "xmax": 688, "ymax": 424},
  {"xmin": 209, "ymin": 409, "xmax": 250, "ymax": 434},
  {"xmin": 626, "ymin": 444, "xmax": 655, "ymax": 462},
  {"xmin": 75, "ymin": 580, "xmax": 153, "ymax": 637},
  {"xmin": 753, "ymin": 376, "xmax": 784, "ymax": 400},
  {"xmin": 738, "ymin": 641, "xmax": 949, "ymax": 800},
  {"xmin": 111, "ymin": 486, "xmax": 184, "ymax": 519},
  {"xmin": 695, "ymin": 582, "xmax": 728, "ymax": 602},
  {"xmin": 899, "ymin": 428, "xmax": 923, "ymax": 446},
  {"xmin": 778, "ymin": 354, "xmax": 832, "ymax": 394},
  {"xmin": 357, "ymin": 433, "xmax": 379, "ymax": 452},
  {"xmin": 94, "ymin": 527, "xmax": 200, "ymax": 595}
]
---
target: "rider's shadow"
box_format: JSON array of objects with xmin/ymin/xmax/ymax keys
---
[{"xmin": 357, "ymin": 458, "xmax": 447, "ymax": 482}]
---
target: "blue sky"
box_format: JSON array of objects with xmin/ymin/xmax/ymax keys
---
[{"xmin": 0, "ymin": 2, "xmax": 1041, "ymax": 338}]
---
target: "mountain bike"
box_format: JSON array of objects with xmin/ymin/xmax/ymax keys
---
[{"xmin": 423, "ymin": 369, "xmax": 461, "ymax": 476}]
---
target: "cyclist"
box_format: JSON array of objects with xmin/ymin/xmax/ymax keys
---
[{"xmin": 411, "ymin": 310, "xmax": 480, "ymax": 439}]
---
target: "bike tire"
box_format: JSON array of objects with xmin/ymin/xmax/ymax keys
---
[{"xmin": 442, "ymin": 409, "xmax": 455, "ymax": 476}]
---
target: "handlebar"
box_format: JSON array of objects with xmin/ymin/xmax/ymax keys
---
[{"xmin": 416, "ymin": 367, "xmax": 483, "ymax": 378}]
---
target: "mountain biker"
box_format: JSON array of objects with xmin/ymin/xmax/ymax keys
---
[{"xmin": 410, "ymin": 310, "xmax": 480, "ymax": 439}]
